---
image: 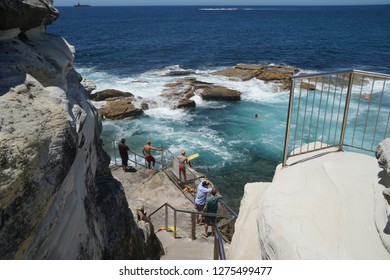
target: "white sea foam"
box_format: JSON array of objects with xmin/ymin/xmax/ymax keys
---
[
  {"xmin": 194, "ymin": 72, "xmax": 289, "ymax": 103},
  {"xmin": 79, "ymin": 64, "xmax": 291, "ymax": 106},
  {"xmin": 144, "ymin": 107, "xmax": 191, "ymax": 122},
  {"xmin": 199, "ymin": 8, "xmax": 241, "ymax": 11},
  {"xmin": 90, "ymin": 100, "xmax": 107, "ymax": 109}
]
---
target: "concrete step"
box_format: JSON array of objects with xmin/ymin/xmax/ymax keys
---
[{"xmin": 157, "ymin": 230, "xmax": 215, "ymax": 260}]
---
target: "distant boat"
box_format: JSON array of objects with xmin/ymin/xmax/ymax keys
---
[{"xmin": 74, "ymin": 2, "xmax": 91, "ymax": 7}]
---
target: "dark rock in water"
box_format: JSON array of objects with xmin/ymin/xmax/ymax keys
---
[
  {"xmin": 197, "ymin": 86, "xmax": 241, "ymax": 101},
  {"xmin": 212, "ymin": 64, "xmax": 300, "ymax": 91},
  {"xmin": 165, "ymin": 70, "xmax": 196, "ymax": 76},
  {"xmin": 212, "ymin": 67, "xmax": 258, "ymax": 81},
  {"xmin": 98, "ymin": 99, "xmax": 144, "ymax": 120},
  {"xmin": 300, "ymin": 82, "xmax": 316, "ymax": 91},
  {"xmin": 162, "ymin": 77, "xmax": 242, "ymax": 106},
  {"xmin": 91, "ymin": 89, "xmax": 134, "ymax": 101},
  {"xmin": 176, "ymin": 98, "xmax": 196, "ymax": 109},
  {"xmin": 141, "ymin": 102, "xmax": 149, "ymax": 110}
]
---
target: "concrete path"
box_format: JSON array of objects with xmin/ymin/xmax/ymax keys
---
[{"xmin": 157, "ymin": 230, "xmax": 215, "ymax": 260}]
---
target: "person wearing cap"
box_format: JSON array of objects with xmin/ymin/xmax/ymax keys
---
[
  {"xmin": 142, "ymin": 139, "xmax": 162, "ymax": 169},
  {"xmin": 118, "ymin": 138, "xmax": 130, "ymax": 171},
  {"xmin": 177, "ymin": 150, "xmax": 191, "ymax": 184}
]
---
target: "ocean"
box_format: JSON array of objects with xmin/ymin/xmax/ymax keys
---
[{"xmin": 48, "ymin": 5, "xmax": 390, "ymax": 209}]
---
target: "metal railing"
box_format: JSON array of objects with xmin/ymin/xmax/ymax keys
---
[
  {"xmin": 109, "ymin": 140, "xmax": 164, "ymax": 170},
  {"xmin": 106, "ymin": 141, "xmax": 237, "ymax": 259},
  {"xmin": 162, "ymin": 148, "xmax": 206, "ymax": 199},
  {"xmin": 108, "ymin": 140, "xmax": 201, "ymax": 181},
  {"xmin": 283, "ymin": 69, "xmax": 390, "ymax": 166},
  {"xmin": 148, "ymin": 202, "xmax": 237, "ymax": 260}
]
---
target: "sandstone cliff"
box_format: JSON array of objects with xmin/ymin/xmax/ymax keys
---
[
  {"xmin": 228, "ymin": 143, "xmax": 390, "ymax": 260},
  {"xmin": 0, "ymin": 0, "xmax": 161, "ymax": 259}
]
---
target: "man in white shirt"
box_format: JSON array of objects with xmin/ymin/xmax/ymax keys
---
[{"xmin": 194, "ymin": 181, "xmax": 211, "ymax": 224}]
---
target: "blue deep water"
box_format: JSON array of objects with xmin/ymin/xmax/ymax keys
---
[{"xmin": 48, "ymin": 5, "xmax": 390, "ymax": 209}]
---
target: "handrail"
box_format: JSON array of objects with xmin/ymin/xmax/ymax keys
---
[
  {"xmin": 219, "ymin": 199, "xmax": 238, "ymax": 219},
  {"xmin": 291, "ymin": 69, "xmax": 390, "ymax": 80},
  {"xmin": 148, "ymin": 202, "xmax": 236, "ymax": 260},
  {"xmin": 109, "ymin": 140, "xmax": 164, "ymax": 171},
  {"xmin": 162, "ymin": 148, "xmax": 207, "ymax": 204},
  {"xmin": 214, "ymin": 225, "xmax": 226, "ymax": 260},
  {"xmin": 164, "ymin": 148, "xmax": 200, "ymax": 181},
  {"xmin": 107, "ymin": 140, "xmax": 204, "ymax": 181},
  {"xmin": 105, "ymin": 140, "xmax": 236, "ymax": 259},
  {"xmin": 283, "ymin": 69, "xmax": 390, "ymax": 167}
]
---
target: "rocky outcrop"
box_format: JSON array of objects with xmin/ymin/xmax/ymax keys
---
[
  {"xmin": 162, "ymin": 77, "xmax": 241, "ymax": 107},
  {"xmin": 177, "ymin": 98, "xmax": 196, "ymax": 108},
  {"xmin": 92, "ymin": 64, "xmax": 300, "ymax": 116},
  {"xmin": 90, "ymin": 89, "xmax": 135, "ymax": 102},
  {"xmin": 228, "ymin": 144, "xmax": 390, "ymax": 260},
  {"xmin": 197, "ymin": 85, "xmax": 241, "ymax": 101},
  {"xmin": 376, "ymin": 138, "xmax": 390, "ymax": 175},
  {"xmin": 90, "ymin": 89, "xmax": 145, "ymax": 120},
  {"xmin": 212, "ymin": 64, "xmax": 299, "ymax": 91},
  {"xmin": 81, "ymin": 78, "xmax": 96, "ymax": 95},
  {"xmin": 98, "ymin": 99, "xmax": 144, "ymax": 120},
  {"xmin": 162, "ymin": 78, "xmax": 197, "ymax": 109},
  {"xmin": 0, "ymin": 0, "xmax": 159, "ymax": 259},
  {"xmin": 300, "ymin": 81, "xmax": 316, "ymax": 90},
  {"xmin": 376, "ymin": 139, "xmax": 390, "ymax": 239}
]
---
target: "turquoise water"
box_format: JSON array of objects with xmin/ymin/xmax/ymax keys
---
[
  {"xmin": 48, "ymin": 5, "xmax": 390, "ymax": 209},
  {"xmin": 98, "ymin": 70, "xmax": 289, "ymax": 209}
]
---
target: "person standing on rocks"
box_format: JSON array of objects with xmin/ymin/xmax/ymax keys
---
[
  {"xmin": 118, "ymin": 138, "xmax": 130, "ymax": 171},
  {"xmin": 142, "ymin": 139, "xmax": 161, "ymax": 169}
]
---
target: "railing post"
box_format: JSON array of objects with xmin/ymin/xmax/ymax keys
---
[
  {"xmin": 165, "ymin": 204, "xmax": 168, "ymax": 230},
  {"xmin": 283, "ymin": 78, "xmax": 295, "ymax": 167},
  {"xmin": 191, "ymin": 213, "xmax": 196, "ymax": 240},
  {"xmin": 173, "ymin": 211, "xmax": 177, "ymax": 239},
  {"xmin": 161, "ymin": 145, "xmax": 164, "ymax": 171},
  {"xmin": 339, "ymin": 72, "xmax": 355, "ymax": 151},
  {"xmin": 113, "ymin": 140, "xmax": 117, "ymax": 166},
  {"xmin": 214, "ymin": 229, "xmax": 218, "ymax": 260}
]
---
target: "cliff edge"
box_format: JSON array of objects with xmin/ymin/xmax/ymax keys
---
[
  {"xmin": 0, "ymin": 0, "xmax": 161, "ymax": 259},
  {"xmin": 228, "ymin": 142, "xmax": 390, "ymax": 259}
]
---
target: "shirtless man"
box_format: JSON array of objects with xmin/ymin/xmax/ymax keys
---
[{"xmin": 142, "ymin": 140, "xmax": 161, "ymax": 169}]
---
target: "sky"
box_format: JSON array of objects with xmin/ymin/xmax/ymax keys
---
[{"xmin": 57, "ymin": 0, "xmax": 390, "ymax": 6}]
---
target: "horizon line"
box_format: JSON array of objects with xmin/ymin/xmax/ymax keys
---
[{"xmin": 62, "ymin": 4, "xmax": 390, "ymax": 7}]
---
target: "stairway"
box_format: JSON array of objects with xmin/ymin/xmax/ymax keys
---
[{"xmin": 157, "ymin": 230, "xmax": 215, "ymax": 260}]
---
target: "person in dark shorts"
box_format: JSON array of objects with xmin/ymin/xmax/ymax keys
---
[
  {"xmin": 118, "ymin": 138, "xmax": 130, "ymax": 171},
  {"xmin": 203, "ymin": 187, "xmax": 222, "ymax": 237}
]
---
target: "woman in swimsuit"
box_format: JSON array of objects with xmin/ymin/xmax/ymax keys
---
[{"xmin": 177, "ymin": 150, "xmax": 189, "ymax": 184}]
